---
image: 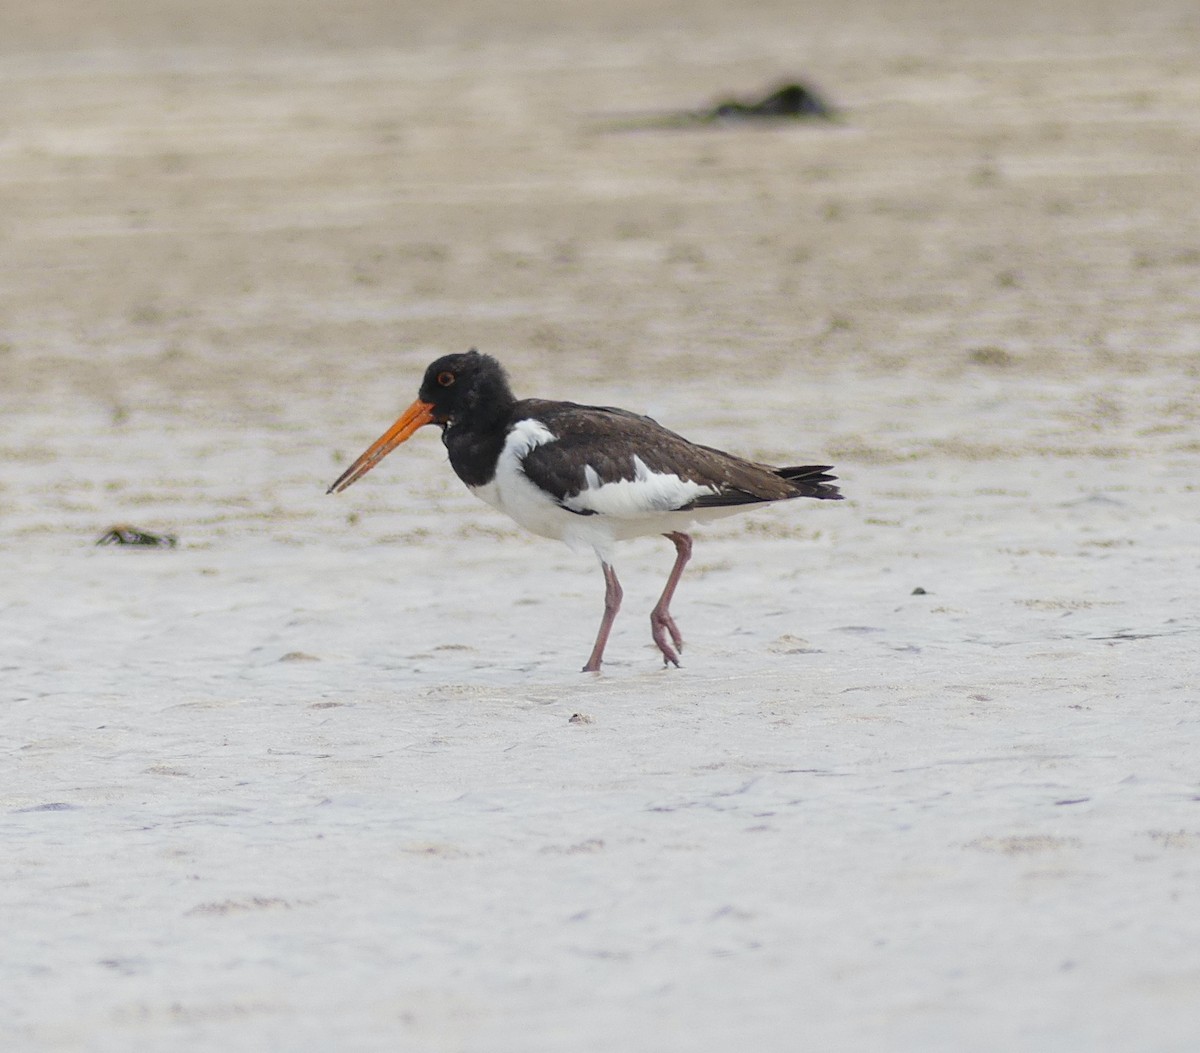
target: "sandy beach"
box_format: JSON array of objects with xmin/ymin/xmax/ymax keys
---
[{"xmin": 3, "ymin": 1, "xmax": 1199, "ymax": 1049}]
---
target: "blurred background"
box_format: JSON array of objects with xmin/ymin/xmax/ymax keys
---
[{"xmin": 4, "ymin": 6, "xmax": 1199, "ymax": 1047}]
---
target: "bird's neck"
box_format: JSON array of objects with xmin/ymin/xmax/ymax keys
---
[{"xmin": 443, "ymin": 396, "xmax": 517, "ymax": 488}]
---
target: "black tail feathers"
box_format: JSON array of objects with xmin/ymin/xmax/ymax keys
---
[{"xmin": 776, "ymin": 465, "xmax": 843, "ymax": 501}]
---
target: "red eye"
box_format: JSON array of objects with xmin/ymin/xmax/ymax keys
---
[{"xmin": 437, "ymin": 371, "xmax": 455, "ymax": 387}]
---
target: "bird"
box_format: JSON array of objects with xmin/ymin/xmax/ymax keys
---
[{"xmin": 328, "ymin": 350, "xmax": 842, "ymax": 672}]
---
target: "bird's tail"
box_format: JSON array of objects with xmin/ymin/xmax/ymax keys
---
[{"xmin": 776, "ymin": 465, "xmax": 843, "ymax": 500}]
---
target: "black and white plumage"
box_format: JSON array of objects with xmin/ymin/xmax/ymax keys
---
[{"xmin": 328, "ymin": 350, "xmax": 842, "ymax": 672}]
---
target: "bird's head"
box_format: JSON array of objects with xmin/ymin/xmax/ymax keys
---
[
  {"xmin": 415, "ymin": 349, "xmax": 513, "ymax": 428},
  {"xmin": 327, "ymin": 349, "xmax": 513, "ymax": 494}
]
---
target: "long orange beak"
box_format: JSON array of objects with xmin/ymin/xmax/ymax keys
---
[{"xmin": 327, "ymin": 398, "xmax": 437, "ymax": 494}]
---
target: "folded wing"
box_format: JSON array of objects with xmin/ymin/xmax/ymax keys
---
[{"xmin": 515, "ymin": 400, "xmax": 842, "ymax": 518}]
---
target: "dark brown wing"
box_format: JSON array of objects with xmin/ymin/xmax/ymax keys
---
[{"xmin": 514, "ymin": 399, "xmax": 842, "ymax": 509}]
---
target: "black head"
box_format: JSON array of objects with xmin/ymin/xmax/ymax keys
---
[
  {"xmin": 327, "ymin": 348, "xmax": 516, "ymax": 495},
  {"xmin": 417, "ymin": 349, "xmax": 516, "ymax": 427}
]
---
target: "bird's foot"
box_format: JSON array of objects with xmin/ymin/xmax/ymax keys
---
[{"xmin": 651, "ymin": 611, "xmax": 684, "ymax": 668}]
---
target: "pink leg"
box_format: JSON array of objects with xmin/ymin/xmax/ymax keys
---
[
  {"xmin": 582, "ymin": 562, "xmax": 623, "ymax": 673},
  {"xmin": 650, "ymin": 532, "xmax": 693, "ymax": 667}
]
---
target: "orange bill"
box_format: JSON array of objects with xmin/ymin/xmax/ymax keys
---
[{"xmin": 327, "ymin": 398, "xmax": 437, "ymax": 494}]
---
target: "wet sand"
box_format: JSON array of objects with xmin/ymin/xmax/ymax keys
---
[{"xmin": 3, "ymin": 1, "xmax": 1199, "ymax": 1049}]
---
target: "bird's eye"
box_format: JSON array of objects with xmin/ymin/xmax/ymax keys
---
[{"xmin": 437, "ymin": 371, "xmax": 455, "ymax": 387}]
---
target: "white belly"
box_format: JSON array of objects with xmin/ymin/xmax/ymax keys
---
[{"xmin": 470, "ymin": 473, "xmax": 574, "ymax": 542}]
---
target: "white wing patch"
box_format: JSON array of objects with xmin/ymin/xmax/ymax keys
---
[{"xmin": 564, "ymin": 455, "xmax": 718, "ymax": 519}]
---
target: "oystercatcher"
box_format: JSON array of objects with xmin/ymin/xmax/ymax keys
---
[{"xmin": 328, "ymin": 350, "xmax": 842, "ymax": 672}]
